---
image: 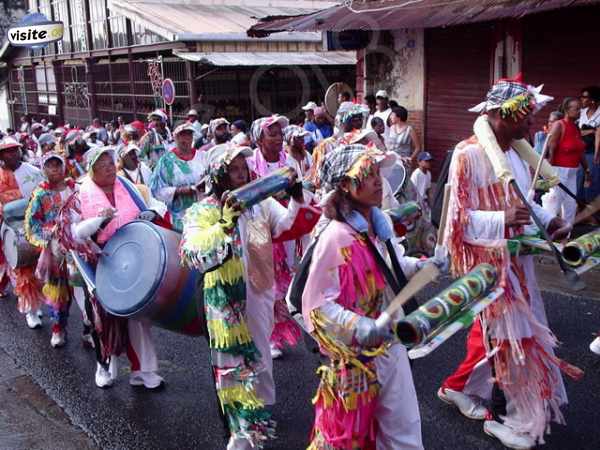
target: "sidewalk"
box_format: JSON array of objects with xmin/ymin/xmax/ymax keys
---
[{"xmin": 0, "ymin": 348, "xmax": 97, "ymax": 450}]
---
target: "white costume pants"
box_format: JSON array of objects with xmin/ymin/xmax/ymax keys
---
[
  {"xmin": 541, "ymin": 166, "xmax": 578, "ymax": 225},
  {"xmin": 125, "ymin": 319, "xmax": 158, "ymax": 372},
  {"xmin": 245, "ymin": 287, "xmax": 276, "ymax": 406},
  {"xmin": 374, "ymin": 344, "xmax": 424, "ymax": 450}
]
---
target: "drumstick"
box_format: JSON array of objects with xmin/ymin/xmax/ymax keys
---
[
  {"xmin": 436, "ymin": 184, "xmax": 451, "ymax": 245},
  {"xmin": 375, "ymin": 264, "xmax": 440, "ymax": 329},
  {"xmin": 527, "ymin": 135, "xmax": 550, "ymax": 201}
]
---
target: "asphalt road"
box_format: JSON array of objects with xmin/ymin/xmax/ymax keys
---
[{"xmin": 0, "ymin": 286, "xmax": 599, "ymax": 450}]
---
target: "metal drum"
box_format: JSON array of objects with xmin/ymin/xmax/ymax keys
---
[
  {"xmin": 2, "ymin": 198, "xmax": 29, "ymax": 224},
  {"xmin": 95, "ymin": 221, "xmax": 205, "ymax": 336},
  {"xmin": 1, "ymin": 199, "xmax": 39, "ymax": 269}
]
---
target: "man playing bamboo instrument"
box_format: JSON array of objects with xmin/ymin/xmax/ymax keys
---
[{"xmin": 437, "ymin": 75, "xmax": 582, "ymax": 449}]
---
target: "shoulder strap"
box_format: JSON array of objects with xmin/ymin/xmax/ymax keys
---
[
  {"xmin": 117, "ymin": 175, "xmax": 148, "ymax": 211},
  {"xmin": 363, "ymin": 235, "xmax": 404, "ymax": 294},
  {"xmin": 364, "ymin": 235, "xmax": 419, "ymax": 315}
]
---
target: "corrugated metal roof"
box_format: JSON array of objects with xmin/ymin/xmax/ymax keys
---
[
  {"xmin": 108, "ymin": 0, "xmax": 337, "ymax": 41},
  {"xmin": 173, "ymin": 50, "xmax": 356, "ymax": 66},
  {"xmin": 248, "ymin": 0, "xmax": 600, "ymax": 35}
]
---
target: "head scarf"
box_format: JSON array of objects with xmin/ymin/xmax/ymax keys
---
[
  {"xmin": 209, "ymin": 118, "xmax": 230, "ymax": 135},
  {"xmin": 202, "ymin": 142, "xmax": 253, "ymax": 185},
  {"xmin": 250, "ymin": 115, "xmax": 290, "ymax": 144},
  {"xmin": 284, "ymin": 125, "xmax": 309, "ymax": 145},
  {"xmin": 84, "ymin": 146, "xmax": 116, "ymax": 176},
  {"xmin": 336, "ymin": 102, "xmax": 370, "ymax": 127}
]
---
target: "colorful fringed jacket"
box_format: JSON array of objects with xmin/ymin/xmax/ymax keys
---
[
  {"xmin": 445, "ymin": 138, "xmax": 583, "ymax": 442},
  {"xmin": 181, "ymin": 194, "xmax": 319, "ymax": 448},
  {"xmin": 301, "ymin": 208, "xmax": 417, "ymax": 450},
  {"xmin": 24, "ymin": 180, "xmax": 76, "ymax": 313},
  {"xmin": 180, "ymin": 196, "xmax": 274, "ymax": 448}
]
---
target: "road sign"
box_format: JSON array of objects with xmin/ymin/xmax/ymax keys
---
[{"xmin": 162, "ymin": 78, "xmax": 175, "ymax": 106}]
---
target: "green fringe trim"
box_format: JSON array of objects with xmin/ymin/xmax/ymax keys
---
[{"xmin": 204, "ymin": 278, "xmax": 246, "ymax": 309}]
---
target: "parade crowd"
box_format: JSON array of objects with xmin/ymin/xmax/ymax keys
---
[{"xmin": 0, "ymin": 78, "xmax": 598, "ymax": 450}]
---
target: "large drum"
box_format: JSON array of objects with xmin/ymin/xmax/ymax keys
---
[
  {"xmin": 95, "ymin": 221, "xmax": 205, "ymax": 336},
  {"xmin": 1, "ymin": 199, "xmax": 38, "ymax": 269}
]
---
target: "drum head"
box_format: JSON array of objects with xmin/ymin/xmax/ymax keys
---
[
  {"xmin": 382, "ymin": 161, "xmax": 406, "ymax": 196},
  {"xmin": 1, "ymin": 224, "xmax": 19, "ymax": 269},
  {"xmin": 96, "ymin": 221, "xmax": 166, "ymax": 316},
  {"xmin": 3, "ymin": 199, "xmax": 29, "ymax": 224}
]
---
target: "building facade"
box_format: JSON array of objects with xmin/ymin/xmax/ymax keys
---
[
  {"xmin": 1, "ymin": 0, "xmax": 356, "ymax": 128},
  {"xmin": 250, "ymin": 0, "xmax": 600, "ymax": 176}
]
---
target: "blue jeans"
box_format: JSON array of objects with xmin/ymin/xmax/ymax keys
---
[{"xmin": 577, "ymin": 153, "xmax": 600, "ymax": 202}]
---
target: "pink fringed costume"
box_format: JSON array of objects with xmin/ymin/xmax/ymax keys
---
[{"xmin": 302, "ymin": 209, "xmax": 423, "ymax": 450}]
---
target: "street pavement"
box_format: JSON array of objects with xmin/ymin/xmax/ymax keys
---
[{"xmin": 0, "ymin": 276, "xmax": 599, "ymax": 450}]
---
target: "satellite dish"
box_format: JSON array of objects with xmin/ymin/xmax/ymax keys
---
[{"xmin": 324, "ymin": 82, "xmax": 354, "ymax": 116}]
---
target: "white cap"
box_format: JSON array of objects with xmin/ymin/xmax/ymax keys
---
[
  {"xmin": 375, "ymin": 90, "xmax": 389, "ymax": 99},
  {"xmin": 302, "ymin": 101, "xmax": 318, "ymax": 111},
  {"xmin": 187, "ymin": 109, "xmax": 199, "ymax": 116}
]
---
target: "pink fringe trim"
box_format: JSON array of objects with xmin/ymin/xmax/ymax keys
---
[
  {"xmin": 312, "ymin": 388, "xmax": 378, "ymax": 450},
  {"xmin": 338, "ymin": 239, "xmax": 385, "ymax": 313},
  {"xmin": 271, "ymin": 297, "xmax": 301, "ymax": 350}
]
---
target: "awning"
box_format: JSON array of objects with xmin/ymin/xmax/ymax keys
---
[
  {"xmin": 173, "ymin": 50, "xmax": 356, "ymax": 66},
  {"xmin": 248, "ymin": 0, "xmax": 599, "ymax": 35},
  {"xmin": 107, "ymin": 0, "xmax": 337, "ymax": 42}
]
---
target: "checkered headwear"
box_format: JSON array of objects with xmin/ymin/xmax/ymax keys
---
[
  {"xmin": 469, "ymin": 74, "xmax": 553, "ymax": 119},
  {"xmin": 319, "ymin": 144, "xmax": 396, "ymax": 192}
]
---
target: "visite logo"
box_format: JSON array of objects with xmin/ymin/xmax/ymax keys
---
[{"xmin": 7, "ymin": 12, "xmax": 64, "ymax": 48}]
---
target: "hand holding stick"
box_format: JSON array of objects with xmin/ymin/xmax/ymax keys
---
[{"xmin": 375, "ymin": 264, "xmax": 440, "ymax": 330}]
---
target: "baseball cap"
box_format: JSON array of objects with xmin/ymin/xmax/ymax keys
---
[
  {"xmin": 0, "ymin": 137, "xmax": 23, "ymax": 151},
  {"xmin": 187, "ymin": 109, "xmax": 199, "ymax": 116},
  {"xmin": 42, "ymin": 152, "xmax": 65, "ymax": 167},
  {"xmin": 418, "ymin": 151, "xmax": 433, "ymax": 162},
  {"xmin": 302, "ymin": 101, "xmax": 318, "ymax": 111},
  {"xmin": 375, "ymin": 90, "xmax": 389, "ymax": 99},
  {"xmin": 174, "ymin": 123, "xmax": 196, "ymax": 136}
]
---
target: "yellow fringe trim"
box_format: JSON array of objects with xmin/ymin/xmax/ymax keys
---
[
  {"xmin": 207, "ymin": 319, "xmax": 253, "ymax": 350},
  {"xmin": 217, "ymin": 385, "xmax": 264, "ymax": 411},
  {"xmin": 310, "ymin": 311, "xmax": 385, "ymax": 380},
  {"xmin": 183, "ymin": 204, "xmax": 230, "ymax": 254},
  {"xmin": 204, "ymin": 257, "xmax": 245, "ymax": 290},
  {"xmin": 42, "ymin": 284, "xmax": 70, "ymax": 304}
]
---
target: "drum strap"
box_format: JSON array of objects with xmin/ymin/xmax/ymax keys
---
[{"xmin": 117, "ymin": 176, "xmax": 148, "ymax": 212}]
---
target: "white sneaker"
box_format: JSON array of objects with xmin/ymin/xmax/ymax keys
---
[
  {"xmin": 437, "ymin": 387, "xmax": 489, "ymax": 420},
  {"xmin": 590, "ymin": 336, "xmax": 600, "ymax": 355},
  {"xmin": 270, "ymin": 344, "xmax": 283, "ymax": 360},
  {"xmin": 95, "ymin": 363, "xmax": 114, "ymax": 388},
  {"xmin": 50, "ymin": 331, "xmax": 66, "ymax": 348},
  {"xmin": 25, "ymin": 311, "xmax": 42, "ymax": 329},
  {"xmin": 483, "ymin": 420, "xmax": 535, "ymax": 450},
  {"xmin": 129, "ymin": 371, "xmax": 165, "ymax": 389}
]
